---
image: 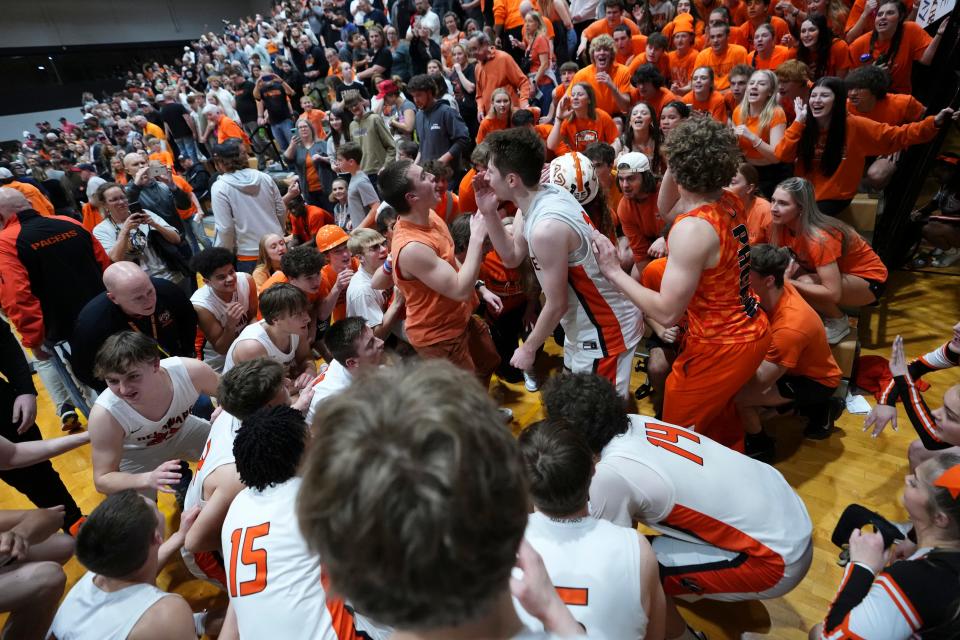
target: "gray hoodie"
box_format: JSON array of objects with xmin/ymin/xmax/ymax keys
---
[{"xmin": 211, "ymin": 168, "xmax": 286, "ymax": 258}]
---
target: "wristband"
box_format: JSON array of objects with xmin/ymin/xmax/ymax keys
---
[{"xmin": 382, "ymin": 255, "xmax": 393, "ymax": 274}]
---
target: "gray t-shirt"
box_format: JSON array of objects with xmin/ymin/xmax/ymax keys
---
[
  {"xmin": 346, "ymin": 171, "xmax": 379, "ymax": 230},
  {"xmin": 93, "ymin": 211, "xmax": 182, "ymax": 283}
]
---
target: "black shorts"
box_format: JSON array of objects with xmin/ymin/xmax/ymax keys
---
[{"xmin": 776, "ymin": 375, "xmax": 837, "ymax": 409}]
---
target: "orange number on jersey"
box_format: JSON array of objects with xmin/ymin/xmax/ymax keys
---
[
  {"xmin": 228, "ymin": 522, "xmax": 271, "ymax": 597},
  {"xmin": 556, "ymin": 586, "xmax": 589, "ymax": 606},
  {"xmin": 196, "ymin": 439, "xmax": 212, "ymax": 472},
  {"xmin": 645, "ymin": 423, "xmax": 704, "ymax": 466}
]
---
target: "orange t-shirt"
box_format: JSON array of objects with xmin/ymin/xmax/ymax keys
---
[
  {"xmin": 849, "ymin": 22, "xmax": 931, "ymax": 94},
  {"xmin": 636, "ymin": 87, "xmax": 680, "ymax": 119},
  {"xmin": 617, "ymin": 196, "xmax": 663, "ymax": 265},
  {"xmin": 217, "ymin": 116, "xmax": 252, "ymax": 145},
  {"xmin": 290, "ymin": 206, "xmax": 334, "ymax": 244},
  {"xmin": 847, "ymin": 93, "xmax": 927, "ymax": 125},
  {"xmin": 526, "ymin": 34, "xmax": 554, "ymax": 82},
  {"xmin": 436, "ymin": 191, "xmax": 461, "ymax": 223},
  {"xmin": 318, "ymin": 257, "xmax": 360, "ymax": 322},
  {"xmin": 666, "ymin": 48, "xmax": 700, "ymax": 90},
  {"xmin": 798, "ymin": 39, "xmax": 851, "ymax": 79},
  {"xmin": 616, "ymin": 35, "xmax": 648, "ymax": 66},
  {"xmin": 300, "ymin": 110, "xmax": 328, "ymax": 140},
  {"xmin": 748, "ymin": 45, "xmax": 795, "ymax": 71},
  {"xmin": 480, "ymin": 250, "xmax": 525, "ymax": 312},
  {"xmin": 171, "ymin": 174, "xmax": 197, "ymax": 220},
  {"xmin": 459, "ymin": 168, "xmax": 478, "ymax": 215},
  {"xmin": 583, "ymin": 17, "xmax": 642, "ymax": 41},
  {"xmin": 392, "ymin": 212, "xmax": 474, "ymax": 347},
  {"xmin": 668, "ymin": 190, "xmax": 769, "ymax": 343},
  {"xmin": 81, "ymin": 201, "xmax": 103, "ymax": 232},
  {"xmin": 627, "ymin": 50, "xmax": 672, "ymax": 81},
  {"xmin": 693, "ymin": 45, "xmax": 749, "ymax": 90},
  {"xmin": 477, "ymin": 114, "xmax": 510, "ymax": 143},
  {"xmin": 569, "ymin": 63, "xmax": 633, "ymax": 116},
  {"xmin": 733, "ymin": 16, "xmax": 791, "ymax": 53},
  {"xmin": 766, "ymin": 282, "xmax": 843, "ymax": 387},
  {"xmin": 772, "ymin": 224, "xmax": 888, "ymax": 282},
  {"xmin": 682, "ymin": 90, "xmax": 729, "ymax": 123},
  {"xmin": 149, "ymin": 150, "xmax": 175, "ymax": 168},
  {"xmin": 732, "ymin": 105, "xmax": 787, "ymax": 160},
  {"xmin": 744, "ymin": 196, "xmax": 772, "ymax": 244},
  {"xmin": 778, "ymin": 114, "xmax": 939, "ymax": 201},
  {"xmin": 555, "ymin": 109, "xmax": 619, "ymax": 154},
  {"xmin": 494, "ymin": 0, "xmax": 540, "ymax": 30}
]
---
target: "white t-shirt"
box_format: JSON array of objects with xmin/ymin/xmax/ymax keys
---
[
  {"xmin": 345, "ymin": 268, "xmax": 387, "ymax": 328},
  {"xmin": 93, "ymin": 210, "xmax": 181, "ymax": 283}
]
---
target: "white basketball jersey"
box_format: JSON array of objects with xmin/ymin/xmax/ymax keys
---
[
  {"xmin": 94, "ymin": 357, "xmax": 204, "ymax": 452},
  {"xmin": 222, "ymin": 320, "xmax": 299, "ymax": 374},
  {"xmin": 48, "ymin": 572, "xmax": 173, "ymax": 640},
  {"xmin": 522, "ymin": 184, "xmax": 643, "ymax": 357},
  {"xmin": 181, "ymin": 411, "xmax": 241, "ymax": 587},
  {"xmin": 190, "ymin": 274, "xmax": 253, "ymax": 372},
  {"xmin": 516, "ymin": 512, "xmax": 648, "ymax": 640},
  {"xmin": 221, "ymin": 478, "xmax": 388, "ymax": 640},
  {"xmin": 599, "ymin": 415, "xmax": 812, "ymax": 565}
]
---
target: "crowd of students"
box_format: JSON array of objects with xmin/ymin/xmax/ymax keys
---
[{"xmin": 1, "ymin": 0, "xmax": 960, "ymax": 638}]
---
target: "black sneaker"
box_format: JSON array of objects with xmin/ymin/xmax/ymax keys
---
[
  {"xmin": 174, "ymin": 461, "xmax": 193, "ymax": 510},
  {"xmin": 745, "ymin": 431, "xmax": 776, "ymax": 463},
  {"xmin": 59, "ymin": 404, "xmax": 82, "ymax": 432},
  {"xmin": 803, "ymin": 397, "xmax": 844, "ymax": 440}
]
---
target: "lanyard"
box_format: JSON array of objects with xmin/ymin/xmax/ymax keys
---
[{"xmin": 127, "ymin": 314, "xmax": 171, "ymax": 358}]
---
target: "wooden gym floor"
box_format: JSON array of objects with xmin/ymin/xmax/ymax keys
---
[{"xmin": 1, "ymin": 266, "xmax": 958, "ymax": 639}]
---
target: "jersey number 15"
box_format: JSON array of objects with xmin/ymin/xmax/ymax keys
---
[{"xmin": 228, "ymin": 522, "xmax": 271, "ymax": 597}]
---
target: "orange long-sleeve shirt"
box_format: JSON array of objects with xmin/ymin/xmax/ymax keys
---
[
  {"xmin": 778, "ymin": 114, "xmax": 940, "ymax": 201},
  {"xmin": 476, "ymin": 50, "xmax": 532, "ymax": 114},
  {"xmin": 847, "ymin": 93, "xmax": 926, "ymax": 126}
]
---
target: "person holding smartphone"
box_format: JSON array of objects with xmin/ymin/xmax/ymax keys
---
[{"xmin": 92, "ymin": 183, "xmax": 186, "ymax": 292}]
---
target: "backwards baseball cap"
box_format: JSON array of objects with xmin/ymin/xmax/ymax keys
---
[
  {"xmin": 547, "ymin": 152, "xmax": 600, "ymax": 205},
  {"xmin": 315, "ymin": 224, "xmax": 350, "ymax": 252},
  {"xmin": 376, "ymin": 78, "xmax": 399, "ymax": 99},
  {"xmin": 616, "ymin": 152, "xmax": 651, "ymax": 176}
]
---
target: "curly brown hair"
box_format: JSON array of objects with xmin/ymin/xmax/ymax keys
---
[{"xmin": 664, "ymin": 116, "xmax": 739, "ymax": 193}]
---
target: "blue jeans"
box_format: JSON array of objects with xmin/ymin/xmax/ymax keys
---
[
  {"xmin": 176, "ymin": 137, "xmax": 200, "ymax": 162},
  {"xmin": 270, "ymin": 119, "xmax": 293, "ymax": 152},
  {"xmin": 182, "ymin": 215, "xmax": 211, "ymax": 253}
]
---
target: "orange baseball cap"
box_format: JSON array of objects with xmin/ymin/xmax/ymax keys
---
[
  {"xmin": 316, "ymin": 224, "xmax": 350, "ymax": 252},
  {"xmin": 673, "ymin": 14, "xmax": 695, "ymax": 35}
]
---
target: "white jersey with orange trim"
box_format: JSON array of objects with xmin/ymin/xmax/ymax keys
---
[
  {"xmin": 191, "ymin": 274, "xmax": 253, "ymax": 372},
  {"xmin": 591, "ymin": 414, "xmax": 812, "ymax": 566},
  {"xmin": 522, "ymin": 184, "xmax": 643, "ymax": 359},
  {"xmin": 48, "ymin": 572, "xmax": 174, "ymax": 640},
  {"xmin": 181, "ymin": 411, "xmax": 241, "ymax": 588},
  {"xmin": 221, "ymin": 477, "xmax": 390, "ymax": 640},
  {"xmin": 223, "ymin": 320, "xmax": 299, "ymax": 374},
  {"xmin": 304, "ymin": 359, "xmax": 354, "ymax": 426},
  {"xmin": 516, "ymin": 512, "xmax": 648, "ymax": 640}
]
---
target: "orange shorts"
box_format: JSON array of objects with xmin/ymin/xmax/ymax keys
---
[
  {"xmin": 415, "ymin": 315, "xmax": 500, "ymax": 383},
  {"xmin": 663, "ymin": 336, "xmax": 770, "ymax": 451}
]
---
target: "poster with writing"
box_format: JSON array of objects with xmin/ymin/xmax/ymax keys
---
[{"xmin": 916, "ymin": 0, "xmax": 955, "ymax": 28}]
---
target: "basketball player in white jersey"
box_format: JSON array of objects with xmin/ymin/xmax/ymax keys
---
[
  {"xmin": 222, "ymin": 283, "xmax": 316, "ymax": 390},
  {"xmin": 298, "ymin": 361, "xmax": 586, "ymax": 640},
  {"xmin": 219, "ymin": 405, "xmax": 389, "ymax": 640},
  {"xmin": 517, "ymin": 419, "xmax": 665, "ymax": 640},
  {"xmin": 88, "ymin": 332, "xmax": 219, "ymax": 498},
  {"xmin": 542, "ymin": 372, "xmax": 813, "ymax": 640},
  {"xmin": 190, "ymin": 247, "xmax": 259, "ymax": 372},
  {"xmin": 474, "ymin": 129, "xmax": 643, "ymax": 397},
  {"xmin": 181, "ymin": 358, "xmax": 312, "ymax": 589},
  {"xmin": 305, "ymin": 317, "xmax": 384, "ymax": 426},
  {"xmin": 49, "ymin": 490, "xmax": 202, "ymax": 640}
]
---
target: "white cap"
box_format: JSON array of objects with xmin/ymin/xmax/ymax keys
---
[
  {"xmin": 616, "ymin": 152, "xmax": 651, "ymax": 176},
  {"xmin": 0, "ymin": 168, "xmax": 13, "ymax": 179},
  {"xmin": 547, "ymin": 152, "xmax": 600, "ymax": 205},
  {"xmin": 87, "ymin": 176, "xmax": 107, "ymax": 201}
]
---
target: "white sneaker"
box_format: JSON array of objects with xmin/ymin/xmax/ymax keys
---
[
  {"xmin": 823, "ymin": 315, "xmax": 851, "ymax": 344},
  {"xmin": 523, "ymin": 370, "xmax": 539, "ymax": 392},
  {"xmin": 932, "ymin": 248, "xmax": 960, "ymax": 267}
]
